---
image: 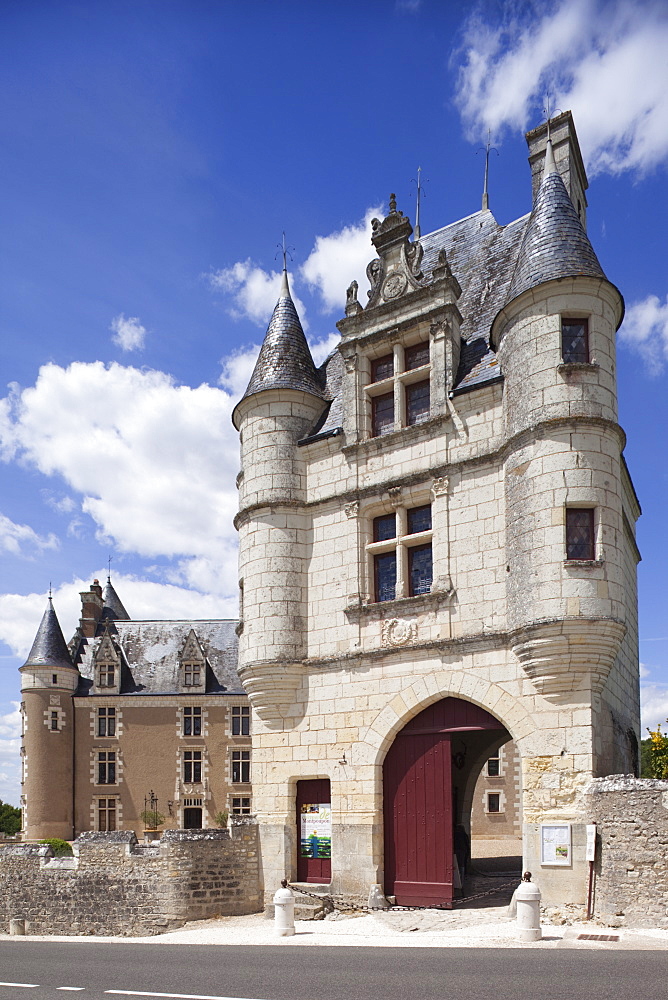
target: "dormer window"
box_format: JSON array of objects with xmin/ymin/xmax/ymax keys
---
[
  {"xmin": 366, "ymin": 340, "xmax": 431, "ymax": 438},
  {"xmin": 98, "ymin": 664, "xmax": 115, "ymax": 688},
  {"xmin": 183, "ymin": 663, "xmax": 201, "ymax": 687},
  {"xmin": 178, "ymin": 629, "xmax": 206, "ymax": 693}
]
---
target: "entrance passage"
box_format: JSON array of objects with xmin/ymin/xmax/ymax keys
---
[
  {"xmin": 296, "ymin": 778, "xmax": 331, "ymax": 883},
  {"xmin": 383, "ymin": 698, "xmax": 507, "ymax": 906}
]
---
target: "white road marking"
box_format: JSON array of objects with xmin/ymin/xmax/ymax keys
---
[
  {"xmin": 106, "ymin": 993, "xmax": 258, "ymax": 1000},
  {"xmin": 56, "ymin": 989, "xmax": 86, "ymax": 992},
  {"xmin": 0, "ymin": 985, "xmax": 39, "ymax": 990}
]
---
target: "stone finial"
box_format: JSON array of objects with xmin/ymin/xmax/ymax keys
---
[
  {"xmin": 345, "ymin": 280, "xmax": 362, "ymax": 317},
  {"xmin": 389, "ymin": 192, "xmax": 397, "ymax": 214}
]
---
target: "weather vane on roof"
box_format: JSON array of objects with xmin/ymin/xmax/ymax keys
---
[
  {"xmin": 48, "ymin": 582, "xmax": 52, "ymax": 600},
  {"xmin": 477, "ymin": 129, "xmax": 498, "ymax": 211},
  {"xmin": 411, "ymin": 167, "xmax": 428, "ymax": 240},
  {"xmin": 108, "ymin": 554, "xmax": 112, "ymax": 579},
  {"xmin": 276, "ymin": 232, "xmax": 295, "ymax": 271},
  {"xmin": 543, "ymin": 96, "xmax": 562, "ymax": 140}
]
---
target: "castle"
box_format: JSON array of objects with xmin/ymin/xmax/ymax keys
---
[{"xmin": 21, "ymin": 112, "xmax": 640, "ymax": 908}]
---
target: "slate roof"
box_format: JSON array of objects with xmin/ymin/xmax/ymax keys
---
[
  {"xmin": 235, "ymin": 271, "xmax": 325, "ymax": 418},
  {"xmin": 506, "ymin": 158, "xmax": 606, "ymax": 304},
  {"xmin": 21, "ymin": 599, "xmax": 75, "ymax": 671},
  {"xmin": 76, "ymin": 619, "xmax": 242, "ymax": 696},
  {"xmin": 419, "ymin": 208, "xmax": 529, "ymax": 391},
  {"xmin": 102, "ymin": 578, "xmax": 130, "ymax": 621}
]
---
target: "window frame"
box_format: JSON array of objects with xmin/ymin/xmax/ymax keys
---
[
  {"xmin": 231, "ymin": 749, "xmax": 251, "ymax": 784},
  {"xmin": 98, "ymin": 663, "xmax": 116, "ymax": 688},
  {"xmin": 97, "ymin": 750, "xmax": 117, "ymax": 785},
  {"xmin": 231, "ymin": 705, "xmax": 250, "ymax": 737},
  {"xmin": 97, "ymin": 707, "xmax": 116, "ymax": 738},
  {"xmin": 182, "ymin": 663, "xmax": 202, "ymax": 688},
  {"xmin": 97, "ymin": 797, "xmax": 117, "ymax": 831},
  {"xmin": 561, "ymin": 317, "xmax": 590, "ymax": 364},
  {"xmin": 231, "ymin": 796, "xmax": 252, "ymax": 815},
  {"xmin": 367, "ymin": 502, "xmax": 433, "ymax": 604},
  {"xmin": 183, "ymin": 706, "xmax": 202, "ymax": 736},
  {"xmin": 486, "ymin": 755, "xmax": 500, "ymax": 777},
  {"xmin": 183, "ymin": 749, "xmax": 203, "ymax": 784},
  {"xmin": 365, "ymin": 340, "xmax": 432, "ymax": 439},
  {"xmin": 486, "ymin": 792, "xmax": 501, "ymax": 814},
  {"xmin": 565, "ymin": 507, "xmax": 596, "ymax": 562}
]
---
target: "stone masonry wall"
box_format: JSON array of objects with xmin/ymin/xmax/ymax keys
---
[
  {"xmin": 585, "ymin": 776, "xmax": 668, "ymax": 928},
  {"xmin": 0, "ymin": 819, "xmax": 261, "ymax": 936}
]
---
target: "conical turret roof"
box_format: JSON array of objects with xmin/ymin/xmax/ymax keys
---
[
  {"xmin": 234, "ymin": 271, "xmax": 324, "ymax": 423},
  {"xmin": 506, "ymin": 140, "xmax": 607, "ymax": 305},
  {"xmin": 102, "ymin": 577, "xmax": 130, "ymax": 621},
  {"xmin": 21, "ymin": 598, "xmax": 74, "ymax": 670}
]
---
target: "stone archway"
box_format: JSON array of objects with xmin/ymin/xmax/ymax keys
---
[{"xmin": 382, "ymin": 697, "xmax": 510, "ymax": 906}]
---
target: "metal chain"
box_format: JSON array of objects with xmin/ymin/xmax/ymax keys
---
[{"xmin": 286, "ymin": 875, "xmax": 519, "ymax": 913}]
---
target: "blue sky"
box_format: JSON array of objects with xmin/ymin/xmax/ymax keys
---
[{"xmin": 1, "ymin": 0, "xmax": 667, "ymax": 805}]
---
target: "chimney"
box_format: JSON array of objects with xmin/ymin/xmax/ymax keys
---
[
  {"xmin": 79, "ymin": 579, "xmax": 104, "ymax": 638},
  {"xmin": 525, "ymin": 111, "xmax": 589, "ymax": 229}
]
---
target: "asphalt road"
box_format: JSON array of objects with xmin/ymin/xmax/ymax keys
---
[{"xmin": 0, "ymin": 941, "xmax": 665, "ymax": 1000}]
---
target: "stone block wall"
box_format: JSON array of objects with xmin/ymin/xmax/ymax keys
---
[
  {"xmin": 585, "ymin": 776, "xmax": 668, "ymax": 927},
  {"xmin": 0, "ymin": 819, "xmax": 261, "ymax": 936}
]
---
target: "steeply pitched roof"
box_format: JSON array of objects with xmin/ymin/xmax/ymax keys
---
[
  {"xmin": 235, "ymin": 271, "xmax": 325, "ymax": 419},
  {"xmin": 21, "ymin": 599, "xmax": 75, "ymax": 671},
  {"xmin": 76, "ymin": 619, "xmax": 242, "ymax": 695},
  {"xmin": 419, "ymin": 209, "xmax": 529, "ymax": 391},
  {"xmin": 102, "ymin": 577, "xmax": 130, "ymax": 621},
  {"xmin": 506, "ymin": 142, "xmax": 606, "ymax": 304}
]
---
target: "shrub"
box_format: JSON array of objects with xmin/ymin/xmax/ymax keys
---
[{"xmin": 39, "ymin": 838, "xmax": 73, "ymax": 857}]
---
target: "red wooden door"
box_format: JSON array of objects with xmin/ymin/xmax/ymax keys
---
[
  {"xmin": 383, "ymin": 732, "xmax": 453, "ymax": 906},
  {"xmin": 296, "ymin": 778, "xmax": 331, "ymax": 883}
]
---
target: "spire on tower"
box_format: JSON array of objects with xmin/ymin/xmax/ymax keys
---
[
  {"xmin": 232, "ymin": 239, "xmax": 325, "ymax": 426},
  {"xmin": 21, "ymin": 596, "xmax": 74, "ymax": 670}
]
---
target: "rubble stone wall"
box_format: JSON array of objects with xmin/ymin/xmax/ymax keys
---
[
  {"xmin": 585, "ymin": 776, "xmax": 668, "ymax": 928},
  {"xmin": 0, "ymin": 820, "xmax": 261, "ymax": 936}
]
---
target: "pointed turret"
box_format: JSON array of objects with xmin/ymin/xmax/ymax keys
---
[
  {"xmin": 232, "ymin": 270, "xmax": 324, "ymax": 427},
  {"xmin": 102, "ymin": 576, "xmax": 130, "ymax": 621},
  {"xmin": 505, "ymin": 138, "xmax": 607, "ymax": 307},
  {"xmin": 20, "ymin": 596, "xmax": 79, "ymax": 841},
  {"xmin": 21, "ymin": 598, "xmax": 74, "ymax": 671}
]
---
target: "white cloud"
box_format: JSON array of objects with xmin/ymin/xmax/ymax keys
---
[
  {"xmin": 0, "ymin": 511, "xmax": 58, "ymax": 557},
  {"xmin": 300, "ymin": 208, "xmax": 381, "ymax": 313},
  {"xmin": 640, "ymin": 682, "xmax": 668, "ymax": 735},
  {"xmin": 219, "ymin": 345, "xmax": 261, "ymax": 398},
  {"xmin": 454, "ymin": 0, "xmax": 668, "ymax": 176},
  {"xmin": 619, "ymin": 294, "xmax": 668, "ymax": 374},
  {"xmin": 0, "ymin": 573, "xmax": 234, "ymax": 663},
  {"xmin": 0, "ymin": 362, "xmax": 240, "ymax": 597},
  {"xmin": 209, "ymin": 261, "xmax": 308, "ymax": 329},
  {"xmin": 110, "ymin": 313, "xmax": 147, "ymax": 352},
  {"xmin": 310, "ymin": 332, "xmax": 341, "ymax": 368},
  {"xmin": 0, "ymin": 701, "xmax": 21, "ymax": 807}
]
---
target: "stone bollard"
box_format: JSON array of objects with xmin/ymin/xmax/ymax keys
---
[
  {"xmin": 273, "ymin": 879, "xmax": 295, "ymax": 937},
  {"xmin": 516, "ymin": 872, "xmax": 542, "ymax": 942},
  {"xmin": 9, "ymin": 919, "xmax": 25, "ymax": 936}
]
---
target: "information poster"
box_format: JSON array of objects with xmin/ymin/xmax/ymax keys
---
[
  {"xmin": 300, "ymin": 803, "xmax": 332, "ymax": 859},
  {"xmin": 541, "ymin": 823, "xmax": 571, "ymax": 865}
]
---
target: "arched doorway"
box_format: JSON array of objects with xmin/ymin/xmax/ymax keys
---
[{"xmin": 383, "ymin": 697, "xmax": 510, "ymax": 906}]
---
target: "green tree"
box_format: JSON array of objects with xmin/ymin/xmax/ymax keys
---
[
  {"xmin": 0, "ymin": 800, "xmax": 21, "ymax": 836},
  {"xmin": 645, "ymin": 722, "xmax": 668, "ymax": 779}
]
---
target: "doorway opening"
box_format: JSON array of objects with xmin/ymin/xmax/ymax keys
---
[
  {"xmin": 296, "ymin": 778, "xmax": 331, "ymax": 883},
  {"xmin": 383, "ymin": 697, "xmax": 512, "ymax": 906},
  {"xmin": 183, "ymin": 807, "xmax": 202, "ymax": 829}
]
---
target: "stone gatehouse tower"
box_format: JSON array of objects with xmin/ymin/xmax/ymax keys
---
[{"xmin": 233, "ymin": 112, "xmax": 641, "ymax": 906}]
